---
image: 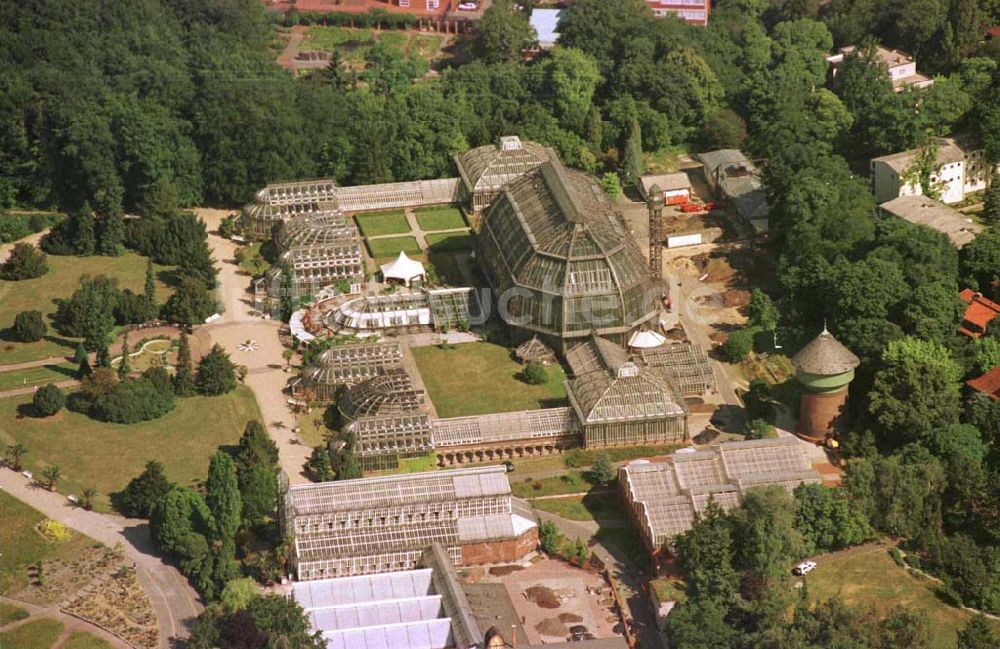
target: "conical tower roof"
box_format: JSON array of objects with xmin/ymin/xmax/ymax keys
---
[{"xmin": 792, "ymin": 328, "xmax": 860, "ymax": 376}]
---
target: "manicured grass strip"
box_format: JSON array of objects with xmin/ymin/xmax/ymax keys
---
[
  {"xmin": 415, "ymin": 207, "xmax": 466, "ymax": 232},
  {"xmin": 366, "ymin": 236, "xmax": 422, "ymax": 259},
  {"xmin": 426, "ymin": 232, "xmax": 473, "ymax": 252},
  {"xmin": 0, "ymin": 386, "xmax": 262, "ymax": 512},
  {"xmin": 0, "ymin": 363, "xmax": 76, "ymax": 391},
  {"xmin": 0, "ymin": 618, "xmax": 65, "ymax": 649},
  {"xmin": 0, "ymin": 252, "xmax": 173, "ymax": 364},
  {"xmin": 426, "ymin": 251, "xmax": 466, "ymax": 287},
  {"xmin": 63, "ymin": 630, "xmax": 114, "ymax": 649},
  {"xmin": 512, "ymin": 470, "xmax": 595, "ymax": 498},
  {"xmin": 411, "ymin": 342, "xmax": 567, "ymax": 418},
  {"xmin": 806, "ymin": 542, "xmax": 1000, "ymax": 649},
  {"xmin": 0, "ymin": 601, "xmax": 30, "ymax": 624},
  {"xmin": 531, "ymin": 494, "xmax": 624, "ymax": 523},
  {"xmin": 302, "ymin": 26, "xmax": 376, "ymax": 61},
  {"xmin": 594, "ymin": 526, "xmax": 648, "ymax": 565},
  {"xmin": 355, "ymin": 210, "xmax": 410, "ymax": 237}
]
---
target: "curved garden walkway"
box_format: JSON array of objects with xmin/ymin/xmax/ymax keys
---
[
  {"xmin": 1, "ymin": 598, "xmax": 132, "ymax": 649},
  {"xmin": 1, "ymin": 468, "xmax": 202, "ymax": 649}
]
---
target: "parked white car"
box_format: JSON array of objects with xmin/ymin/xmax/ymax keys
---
[
  {"xmin": 458, "ymin": 2, "xmax": 478, "ymax": 10},
  {"xmin": 792, "ymin": 561, "xmax": 817, "ymax": 576}
]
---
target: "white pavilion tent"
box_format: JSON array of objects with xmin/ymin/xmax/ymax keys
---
[{"xmin": 380, "ymin": 251, "xmax": 426, "ymax": 288}]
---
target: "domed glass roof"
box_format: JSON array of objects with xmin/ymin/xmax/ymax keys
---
[{"xmin": 478, "ymin": 159, "xmax": 655, "ymax": 343}]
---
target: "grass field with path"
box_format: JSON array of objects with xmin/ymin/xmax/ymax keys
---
[
  {"xmin": 0, "ymin": 252, "xmax": 173, "ymax": 364},
  {"xmin": 805, "ymin": 542, "xmax": 1000, "ymax": 649},
  {"xmin": 356, "ymin": 210, "xmax": 410, "ymax": 237},
  {"xmin": 415, "ymin": 207, "xmax": 466, "ymax": 232},
  {"xmin": 512, "ymin": 470, "xmax": 595, "ymax": 498},
  {"xmin": 412, "ymin": 342, "xmax": 567, "ymax": 418},
  {"xmin": 300, "ymin": 27, "xmax": 445, "ymax": 66},
  {"xmin": 426, "ymin": 232, "xmax": 473, "ymax": 252},
  {"xmin": 0, "ymin": 618, "xmax": 65, "ymax": 649},
  {"xmin": 62, "ymin": 631, "xmax": 113, "ymax": 649},
  {"xmin": 0, "ymin": 601, "xmax": 29, "ymax": 624},
  {"xmin": 0, "ymin": 363, "xmax": 76, "ymax": 391},
  {"xmin": 0, "ymin": 386, "xmax": 262, "ymax": 511},
  {"xmin": 0, "ymin": 492, "xmax": 95, "ymax": 594},
  {"xmin": 367, "ymin": 236, "xmax": 422, "ymax": 259}
]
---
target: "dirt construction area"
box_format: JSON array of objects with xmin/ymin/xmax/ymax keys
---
[{"xmin": 473, "ymin": 559, "xmax": 622, "ymax": 645}]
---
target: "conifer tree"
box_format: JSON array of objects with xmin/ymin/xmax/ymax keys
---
[
  {"xmin": 173, "ymin": 330, "xmax": 196, "ymax": 396},
  {"xmin": 75, "ymin": 204, "xmax": 97, "ymax": 255},
  {"xmin": 98, "ymin": 210, "xmax": 124, "ymax": 256},
  {"xmin": 76, "ymin": 355, "xmax": 93, "ymax": 379},
  {"xmin": 621, "ymin": 120, "xmax": 644, "ymax": 187},
  {"xmin": 118, "ymin": 332, "xmax": 131, "ymax": 379},
  {"xmin": 144, "ymin": 258, "xmax": 156, "ymax": 304},
  {"xmin": 96, "ymin": 345, "xmax": 111, "ymax": 368},
  {"xmin": 73, "ymin": 342, "xmax": 88, "ymax": 364}
]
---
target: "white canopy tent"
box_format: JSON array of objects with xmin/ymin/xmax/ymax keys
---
[
  {"xmin": 380, "ymin": 251, "xmax": 426, "ymax": 287},
  {"xmin": 629, "ymin": 330, "xmax": 667, "ymax": 350}
]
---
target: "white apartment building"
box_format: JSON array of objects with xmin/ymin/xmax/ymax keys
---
[
  {"xmin": 870, "ymin": 138, "xmax": 994, "ymax": 205},
  {"xmin": 827, "ymin": 45, "xmax": 933, "ymax": 92}
]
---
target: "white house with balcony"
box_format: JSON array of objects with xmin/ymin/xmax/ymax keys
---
[{"xmin": 870, "ymin": 138, "xmax": 995, "ymax": 205}]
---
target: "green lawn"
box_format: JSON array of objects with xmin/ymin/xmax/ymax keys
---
[
  {"xmin": 0, "ymin": 252, "xmax": 173, "ymax": 364},
  {"xmin": 426, "ymin": 232, "xmax": 473, "ymax": 252},
  {"xmin": 595, "ymin": 526, "xmax": 648, "ymax": 565},
  {"xmin": 63, "ymin": 631, "xmax": 113, "ymax": 649},
  {"xmin": 411, "ymin": 342, "xmax": 567, "ymax": 418},
  {"xmin": 512, "ymin": 470, "xmax": 595, "ymax": 498},
  {"xmin": 531, "ymin": 493, "xmax": 623, "ymax": 523},
  {"xmin": 805, "ymin": 542, "xmax": 1000, "ymax": 649},
  {"xmin": 356, "ymin": 211, "xmax": 410, "ymax": 237},
  {"xmin": 0, "ymin": 618, "xmax": 65, "ymax": 649},
  {"xmin": 0, "ymin": 601, "xmax": 29, "ymax": 624},
  {"xmin": 427, "ymin": 251, "xmax": 468, "ymax": 288},
  {"xmin": 0, "ymin": 492, "xmax": 95, "ymax": 594},
  {"xmin": 415, "ymin": 207, "xmax": 466, "ymax": 232},
  {"xmin": 300, "ymin": 27, "xmax": 445, "ymax": 66},
  {"xmin": 0, "ymin": 386, "xmax": 262, "ymax": 512},
  {"xmin": 302, "ymin": 26, "xmax": 377, "ymax": 62},
  {"xmin": 367, "ymin": 236, "xmax": 422, "ymax": 259},
  {"xmin": 0, "ymin": 363, "xmax": 76, "ymax": 391}
]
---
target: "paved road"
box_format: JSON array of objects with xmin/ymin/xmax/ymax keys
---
[
  {"xmin": 1, "ymin": 467, "xmax": 202, "ymax": 648},
  {"xmin": 195, "ymin": 209, "xmax": 313, "ymax": 484}
]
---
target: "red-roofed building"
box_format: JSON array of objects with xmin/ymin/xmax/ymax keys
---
[
  {"xmin": 268, "ymin": 0, "xmax": 458, "ymax": 19},
  {"xmin": 959, "ymin": 289, "xmax": 1000, "ymax": 338},
  {"xmin": 968, "ymin": 366, "xmax": 1000, "ymax": 401},
  {"xmin": 645, "ymin": 1, "xmax": 710, "ymax": 25},
  {"xmin": 987, "ymin": 25, "xmax": 1000, "ymax": 38}
]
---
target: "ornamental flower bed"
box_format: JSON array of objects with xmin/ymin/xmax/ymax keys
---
[{"xmin": 63, "ymin": 568, "xmax": 157, "ymax": 649}]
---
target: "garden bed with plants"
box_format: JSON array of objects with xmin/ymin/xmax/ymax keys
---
[{"xmin": 64, "ymin": 568, "xmax": 158, "ymax": 649}]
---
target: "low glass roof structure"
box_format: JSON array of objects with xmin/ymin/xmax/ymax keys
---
[{"xmin": 619, "ymin": 438, "xmax": 822, "ymax": 552}]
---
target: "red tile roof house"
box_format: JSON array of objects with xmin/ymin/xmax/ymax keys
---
[
  {"xmin": 959, "ymin": 288, "xmax": 1000, "ymax": 339},
  {"xmin": 968, "ymin": 366, "xmax": 1000, "ymax": 401}
]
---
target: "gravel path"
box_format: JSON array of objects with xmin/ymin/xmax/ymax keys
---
[{"xmin": 1, "ymin": 467, "xmax": 202, "ymax": 648}]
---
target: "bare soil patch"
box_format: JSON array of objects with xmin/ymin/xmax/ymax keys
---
[
  {"xmin": 535, "ymin": 617, "xmax": 566, "ymax": 636},
  {"xmin": 489, "ymin": 565, "xmax": 524, "ymax": 577},
  {"xmin": 558, "ymin": 612, "xmax": 583, "ymax": 623},
  {"xmin": 525, "ymin": 585, "xmax": 561, "ymax": 609}
]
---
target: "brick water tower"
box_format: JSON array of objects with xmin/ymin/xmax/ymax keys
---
[{"xmin": 792, "ymin": 327, "xmax": 860, "ymax": 442}]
